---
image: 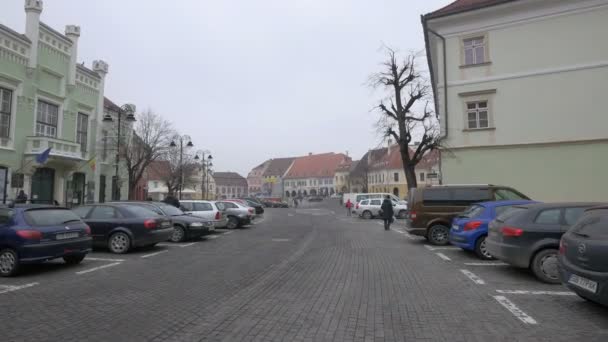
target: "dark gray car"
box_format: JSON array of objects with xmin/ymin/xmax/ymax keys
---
[
  {"xmin": 486, "ymin": 202, "xmax": 601, "ymax": 284},
  {"xmin": 559, "ymin": 206, "xmax": 608, "ymax": 306}
]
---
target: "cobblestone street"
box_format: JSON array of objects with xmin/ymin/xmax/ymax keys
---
[{"xmin": 2, "ymin": 201, "xmax": 608, "ymax": 342}]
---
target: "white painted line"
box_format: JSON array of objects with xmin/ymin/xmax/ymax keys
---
[
  {"xmin": 76, "ymin": 262, "xmax": 122, "ymax": 275},
  {"xmin": 424, "ymin": 245, "xmax": 459, "ymax": 251},
  {"xmin": 86, "ymin": 257, "xmax": 126, "ymax": 262},
  {"xmin": 436, "ymin": 253, "xmax": 452, "ymax": 261},
  {"xmin": 271, "ymin": 238, "xmax": 290, "ymax": 242},
  {"xmin": 496, "ymin": 290, "xmax": 576, "ymax": 296},
  {"xmin": 424, "ymin": 245, "xmax": 434, "ymax": 251},
  {"xmin": 253, "ymin": 218, "xmax": 265, "ymax": 224},
  {"xmin": 180, "ymin": 242, "xmax": 196, "ymax": 247},
  {"xmin": 140, "ymin": 250, "xmax": 168, "ymax": 259},
  {"xmin": 460, "ymin": 269, "xmax": 486, "ymax": 285},
  {"xmin": 206, "ymin": 235, "xmax": 218, "ymax": 239},
  {"xmin": 0, "ymin": 282, "xmax": 39, "ymax": 294},
  {"xmin": 288, "ymin": 213, "xmax": 294, "ymax": 217},
  {"xmin": 223, "ymin": 231, "xmax": 233, "ymax": 235},
  {"xmin": 493, "ymin": 295, "xmax": 538, "ymax": 325},
  {"xmin": 464, "ymin": 262, "xmax": 509, "ymax": 266},
  {"xmin": 330, "ymin": 210, "xmax": 336, "ymax": 214},
  {"xmin": 157, "ymin": 242, "xmax": 196, "ymax": 248}
]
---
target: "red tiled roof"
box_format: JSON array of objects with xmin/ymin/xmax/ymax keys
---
[
  {"xmin": 425, "ymin": 0, "xmax": 517, "ymax": 19},
  {"xmin": 335, "ymin": 160, "xmax": 353, "ymax": 173},
  {"xmin": 284, "ymin": 153, "xmax": 350, "ymax": 179},
  {"xmin": 213, "ymin": 172, "xmax": 248, "ymax": 187},
  {"xmin": 370, "ymin": 145, "xmax": 440, "ymax": 171},
  {"xmin": 262, "ymin": 157, "xmax": 296, "ymax": 177}
]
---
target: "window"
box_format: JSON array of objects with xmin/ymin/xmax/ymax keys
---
[
  {"xmin": 221, "ymin": 202, "xmax": 237, "ymax": 209},
  {"xmin": 394, "ymin": 173, "xmax": 399, "ymax": 182},
  {"xmin": 495, "ymin": 189, "xmax": 529, "ymax": 201},
  {"xmin": 72, "ymin": 206, "xmax": 93, "ymax": 219},
  {"xmin": 153, "ymin": 181, "xmax": 158, "ymax": 188},
  {"xmin": 462, "ymin": 205, "xmax": 485, "ymax": 218},
  {"xmin": 452, "ymin": 189, "xmax": 492, "ymax": 205},
  {"xmin": 102, "ymin": 130, "xmax": 108, "ymax": 160},
  {"xmin": 24, "ymin": 209, "xmax": 82, "ymax": 225},
  {"xmin": 0, "ymin": 87, "xmax": 12, "ymax": 138},
  {"xmin": 422, "ymin": 189, "xmax": 451, "ymax": 206},
  {"xmin": 564, "ymin": 207, "xmax": 587, "ymax": 226},
  {"xmin": 360, "ymin": 200, "xmax": 369, "ymax": 205},
  {"xmin": 180, "ymin": 202, "xmax": 193, "ymax": 211},
  {"xmin": 36, "ymin": 100, "xmax": 59, "ymax": 137},
  {"xmin": 534, "ymin": 209, "xmax": 561, "ymax": 225},
  {"xmin": 222, "ymin": 187, "xmax": 226, "ymax": 194},
  {"xmin": 76, "ymin": 113, "xmax": 88, "ymax": 152},
  {"xmin": 571, "ymin": 209, "xmax": 608, "ymax": 236},
  {"xmin": 89, "ymin": 206, "xmax": 121, "ymax": 220},
  {"xmin": 370, "ymin": 199, "xmax": 381, "ymax": 206},
  {"xmin": 194, "ymin": 202, "xmax": 213, "ymax": 211},
  {"xmin": 124, "ymin": 205, "xmax": 159, "ymax": 218},
  {"xmin": 466, "ymin": 101, "xmax": 489, "ymax": 129},
  {"xmin": 463, "ymin": 36, "xmax": 485, "ymax": 65},
  {"xmin": 420, "ymin": 173, "xmax": 425, "ymax": 182}
]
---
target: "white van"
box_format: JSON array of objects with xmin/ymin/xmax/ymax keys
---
[{"xmin": 343, "ymin": 193, "xmax": 406, "ymax": 206}]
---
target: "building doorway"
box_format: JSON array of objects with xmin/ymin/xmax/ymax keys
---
[
  {"xmin": 72, "ymin": 172, "xmax": 86, "ymax": 206},
  {"xmin": 393, "ymin": 187, "xmax": 399, "ymax": 198},
  {"xmin": 31, "ymin": 167, "xmax": 55, "ymax": 204}
]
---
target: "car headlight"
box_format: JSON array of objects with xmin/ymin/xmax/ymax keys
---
[{"xmin": 190, "ymin": 222, "xmax": 203, "ymax": 227}]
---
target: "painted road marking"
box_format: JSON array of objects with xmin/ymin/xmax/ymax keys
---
[
  {"xmin": 0, "ymin": 282, "xmax": 39, "ymax": 294},
  {"xmin": 140, "ymin": 250, "xmax": 168, "ymax": 259},
  {"xmin": 207, "ymin": 235, "xmax": 219, "ymax": 239},
  {"xmin": 425, "ymin": 245, "xmax": 459, "ymax": 251},
  {"xmin": 288, "ymin": 214, "xmax": 294, "ymax": 217},
  {"xmin": 253, "ymin": 218, "xmax": 265, "ymax": 224},
  {"xmin": 493, "ymin": 295, "xmax": 538, "ymax": 325},
  {"xmin": 271, "ymin": 238, "xmax": 290, "ymax": 242},
  {"xmin": 86, "ymin": 257, "xmax": 125, "ymax": 262},
  {"xmin": 436, "ymin": 253, "xmax": 452, "ymax": 261},
  {"xmin": 76, "ymin": 262, "xmax": 122, "ymax": 275},
  {"xmin": 157, "ymin": 242, "xmax": 196, "ymax": 248},
  {"xmin": 496, "ymin": 290, "xmax": 576, "ymax": 296},
  {"xmin": 460, "ymin": 269, "xmax": 486, "ymax": 285},
  {"xmin": 464, "ymin": 262, "xmax": 508, "ymax": 266},
  {"xmin": 180, "ymin": 242, "xmax": 196, "ymax": 247},
  {"xmin": 223, "ymin": 231, "xmax": 233, "ymax": 235}
]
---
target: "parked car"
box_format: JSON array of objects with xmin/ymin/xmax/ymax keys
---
[
  {"xmin": 308, "ymin": 196, "xmax": 323, "ymax": 202},
  {"xmin": 406, "ymin": 184, "xmax": 530, "ymax": 245},
  {"xmin": 112, "ymin": 201, "xmax": 214, "ymax": 242},
  {"xmin": 0, "ymin": 205, "xmax": 93, "ymax": 277},
  {"xmin": 72, "ymin": 203, "xmax": 173, "ymax": 254},
  {"xmin": 355, "ymin": 199, "xmax": 408, "ymax": 219},
  {"xmin": 216, "ymin": 201, "xmax": 254, "ymax": 229},
  {"xmin": 559, "ymin": 206, "xmax": 608, "ymax": 306},
  {"xmin": 235, "ymin": 199, "xmax": 265, "ymax": 215},
  {"xmin": 486, "ymin": 202, "xmax": 600, "ymax": 283},
  {"xmin": 449, "ymin": 200, "xmax": 538, "ymax": 260},
  {"xmin": 274, "ymin": 201, "xmax": 289, "ymax": 208},
  {"xmin": 179, "ymin": 200, "xmax": 227, "ymax": 228}
]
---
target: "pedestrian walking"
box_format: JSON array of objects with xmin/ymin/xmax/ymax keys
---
[
  {"xmin": 293, "ymin": 198, "xmax": 299, "ymax": 208},
  {"xmin": 162, "ymin": 192, "xmax": 181, "ymax": 208},
  {"xmin": 15, "ymin": 190, "xmax": 28, "ymax": 204},
  {"xmin": 345, "ymin": 199, "xmax": 353, "ymax": 216},
  {"xmin": 380, "ymin": 195, "xmax": 394, "ymax": 231}
]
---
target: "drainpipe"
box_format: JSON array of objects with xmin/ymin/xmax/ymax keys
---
[{"xmin": 422, "ymin": 15, "xmax": 448, "ymax": 185}]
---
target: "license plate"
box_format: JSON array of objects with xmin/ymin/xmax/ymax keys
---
[
  {"xmin": 56, "ymin": 232, "xmax": 79, "ymax": 240},
  {"xmin": 569, "ymin": 274, "xmax": 598, "ymax": 293},
  {"xmin": 451, "ymin": 224, "xmax": 459, "ymax": 231},
  {"xmin": 161, "ymin": 221, "xmax": 171, "ymax": 228}
]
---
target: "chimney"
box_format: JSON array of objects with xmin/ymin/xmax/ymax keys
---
[
  {"xmin": 308, "ymin": 152, "xmax": 312, "ymax": 156},
  {"xmin": 24, "ymin": 0, "xmax": 43, "ymax": 69},
  {"xmin": 65, "ymin": 25, "xmax": 81, "ymax": 86}
]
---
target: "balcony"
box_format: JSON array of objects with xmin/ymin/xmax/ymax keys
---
[{"xmin": 25, "ymin": 136, "xmax": 83, "ymax": 161}]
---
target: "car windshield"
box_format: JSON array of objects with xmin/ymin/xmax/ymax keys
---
[
  {"xmin": 123, "ymin": 205, "xmax": 161, "ymax": 218},
  {"xmin": 460, "ymin": 205, "xmax": 484, "ymax": 218},
  {"xmin": 24, "ymin": 208, "xmax": 82, "ymax": 226},
  {"xmin": 571, "ymin": 209, "xmax": 608, "ymax": 236},
  {"xmin": 157, "ymin": 203, "xmax": 184, "ymax": 216}
]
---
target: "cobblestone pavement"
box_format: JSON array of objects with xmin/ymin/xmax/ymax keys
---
[{"xmin": 1, "ymin": 200, "xmax": 608, "ymax": 341}]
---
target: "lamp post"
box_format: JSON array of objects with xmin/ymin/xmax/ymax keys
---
[
  {"xmin": 103, "ymin": 103, "xmax": 136, "ymax": 201},
  {"xmin": 194, "ymin": 151, "xmax": 212, "ymax": 199},
  {"xmin": 169, "ymin": 135, "xmax": 193, "ymax": 200}
]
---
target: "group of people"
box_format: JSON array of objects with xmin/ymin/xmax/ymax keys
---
[{"xmin": 345, "ymin": 195, "xmax": 394, "ymax": 230}]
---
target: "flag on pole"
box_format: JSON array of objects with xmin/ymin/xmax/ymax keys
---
[
  {"xmin": 87, "ymin": 157, "xmax": 96, "ymax": 171},
  {"xmin": 35, "ymin": 147, "xmax": 52, "ymax": 164}
]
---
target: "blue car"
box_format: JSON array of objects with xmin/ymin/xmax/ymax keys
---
[
  {"xmin": 0, "ymin": 205, "xmax": 93, "ymax": 277},
  {"xmin": 449, "ymin": 200, "xmax": 537, "ymax": 260}
]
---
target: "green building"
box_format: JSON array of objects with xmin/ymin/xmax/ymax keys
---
[{"xmin": 0, "ymin": 0, "xmax": 128, "ymax": 205}]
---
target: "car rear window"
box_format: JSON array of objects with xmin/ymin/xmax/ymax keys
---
[
  {"xmin": 534, "ymin": 208, "xmax": 561, "ymax": 225},
  {"xmin": 495, "ymin": 188, "xmax": 529, "ymax": 200},
  {"xmin": 122, "ymin": 205, "xmax": 161, "ymax": 218},
  {"xmin": 157, "ymin": 203, "xmax": 184, "ymax": 216},
  {"xmin": 360, "ymin": 200, "xmax": 369, "ymax": 205},
  {"xmin": 461, "ymin": 205, "xmax": 484, "ymax": 218},
  {"xmin": 0, "ymin": 208, "xmax": 14, "ymax": 225},
  {"xmin": 495, "ymin": 205, "xmax": 516, "ymax": 217},
  {"xmin": 24, "ymin": 209, "xmax": 82, "ymax": 226},
  {"xmin": 496, "ymin": 206, "xmax": 528, "ymax": 221},
  {"xmin": 571, "ymin": 209, "xmax": 608, "ymax": 236},
  {"xmin": 194, "ymin": 202, "xmax": 213, "ymax": 211}
]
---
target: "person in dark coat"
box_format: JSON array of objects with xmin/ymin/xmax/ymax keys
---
[
  {"xmin": 15, "ymin": 190, "xmax": 28, "ymax": 204},
  {"xmin": 380, "ymin": 195, "xmax": 394, "ymax": 231},
  {"xmin": 162, "ymin": 192, "xmax": 181, "ymax": 208}
]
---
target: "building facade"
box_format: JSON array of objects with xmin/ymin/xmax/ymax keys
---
[
  {"xmin": 0, "ymin": 1, "xmax": 126, "ymax": 205},
  {"xmin": 247, "ymin": 160, "xmax": 270, "ymax": 196},
  {"xmin": 283, "ymin": 153, "xmax": 350, "ymax": 197},
  {"xmin": 261, "ymin": 157, "xmax": 295, "ymax": 198},
  {"xmin": 334, "ymin": 160, "xmax": 352, "ymax": 194},
  {"xmin": 423, "ymin": 0, "xmax": 608, "ymax": 201},
  {"xmin": 214, "ymin": 172, "xmax": 248, "ymax": 199}
]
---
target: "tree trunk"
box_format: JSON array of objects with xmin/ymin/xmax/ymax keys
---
[{"xmin": 404, "ymin": 163, "xmax": 417, "ymax": 190}]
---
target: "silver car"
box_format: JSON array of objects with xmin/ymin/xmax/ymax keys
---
[
  {"xmin": 179, "ymin": 200, "xmax": 227, "ymax": 231},
  {"xmin": 216, "ymin": 201, "xmax": 255, "ymax": 229},
  {"xmin": 355, "ymin": 199, "xmax": 408, "ymax": 219}
]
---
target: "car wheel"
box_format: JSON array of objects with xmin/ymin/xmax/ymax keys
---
[
  {"xmin": 474, "ymin": 235, "xmax": 494, "ymax": 260},
  {"xmin": 531, "ymin": 249, "xmax": 560, "ymax": 284},
  {"xmin": 108, "ymin": 232, "xmax": 131, "ymax": 254},
  {"xmin": 226, "ymin": 217, "xmax": 239, "ymax": 229},
  {"xmin": 428, "ymin": 225, "xmax": 450, "ymax": 246},
  {"xmin": 398, "ymin": 210, "xmax": 407, "ymax": 219},
  {"xmin": 362, "ymin": 211, "xmax": 373, "ymax": 220},
  {"xmin": 170, "ymin": 225, "xmax": 186, "ymax": 242},
  {"xmin": 63, "ymin": 254, "xmax": 86, "ymax": 265},
  {"xmin": 0, "ymin": 249, "xmax": 19, "ymax": 277}
]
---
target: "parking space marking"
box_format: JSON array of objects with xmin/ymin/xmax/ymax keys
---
[
  {"xmin": 86, "ymin": 257, "xmax": 126, "ymax": 262},
  {"xmin": 496, "ymin": 290, "xmax": 576, "ymax": 296},
  {"xmin": 435, "ymin": 253, "xmax": 452, "ymax": 261},
  {"xmin": 288, "ymin": 213, "xmax": 294, "ymax": 217},
  {"xmin": 207, "ymin": 235, "xmax": 219, "ymax": 239},
  {"xmin": 464, "ymin": 262, "xmax": 508, "ymax": 266},
  {"xmin": 424, "ymin": 245, "xmax": 459, "ymax": 251},
  {"xmin": 140, "ymin": 250, "xmax": 168, "ymax": 259},
  {"xmin": 460, "ymin": 269, "xmax": 486, "ymax": 285},
  {"xmin": 493, "ymin": 295, "xmax": 538, "ymax": 325},
  {"xmin": 223, "ymin": 231, "xmax": 233, "ymax": 235},
  {"xmin": 0, "ymin": 282, "xmax": 39, "ymax": 294},
  {"xmin": 271, "ymin": 238, "xmax": 290, "ymax": 242},
  {"xmin": 76, "ymin": 262, "xmax": 122, "ymax": 275},
  {"xmin": 253, "ymin": 218, "xmax": 265, "ymax": 224},
  {"xmin": 157, "ymin": 242, "xmax": 196, "ymax": 248}
]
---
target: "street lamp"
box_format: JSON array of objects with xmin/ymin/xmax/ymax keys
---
[
  {"xmin": 194, "ymin": 151, "xmax": 212, "ymax": 199},
  {"xmin": 169, "ymin": 135, "xmax": 193, "ymax": 200},
  {"xmin": 103, "ymin": 103, "xmax": 136, "ymax": 200}
]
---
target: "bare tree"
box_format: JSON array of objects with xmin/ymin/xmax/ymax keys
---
[
  {"xmin": 159, "ymin": 150, "xmax": 200, "ymax": 196},
  {"xmin": 370, "ymin": 47, "xmax": 441, "ymax": 189},
  {"xmin": 122, "ymin": 110, "xmax": 174, "ymax": 199}
]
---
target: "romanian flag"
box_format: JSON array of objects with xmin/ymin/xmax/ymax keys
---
[{"xmin": 88, "ymin": 157, "xmax": 96, "ymax": 171}]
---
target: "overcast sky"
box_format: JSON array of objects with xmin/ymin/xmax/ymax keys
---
[{"xmin": 3, "ymin": 0, "xmax": 452, "ymax": 175}]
